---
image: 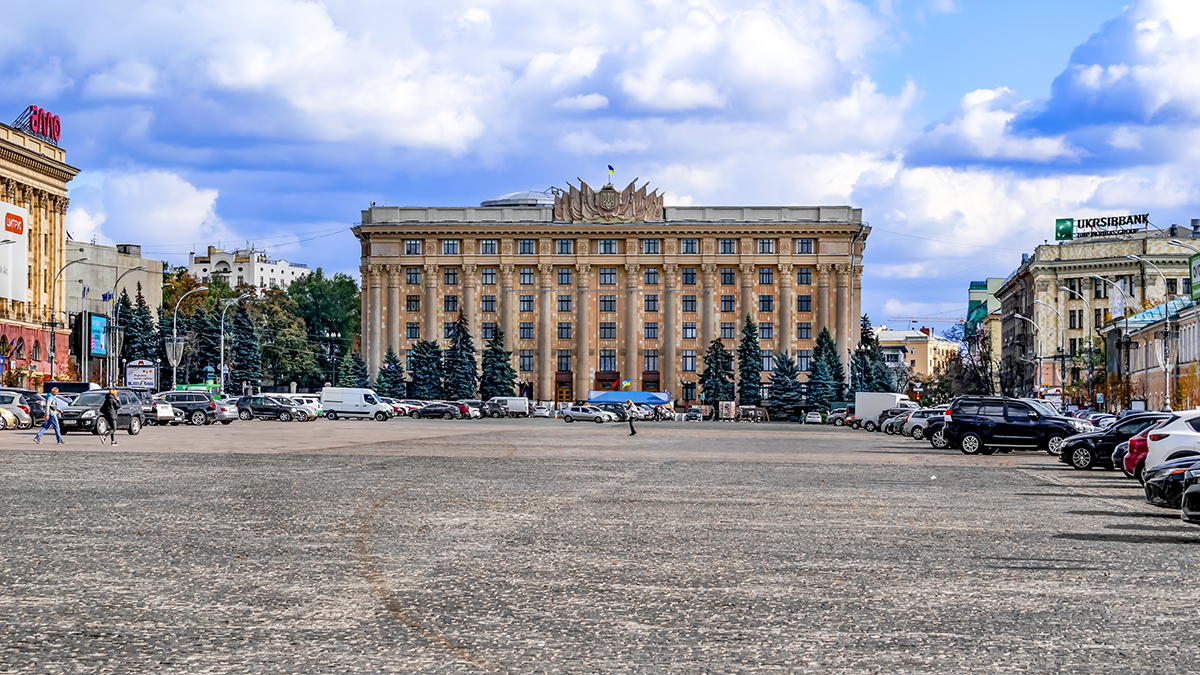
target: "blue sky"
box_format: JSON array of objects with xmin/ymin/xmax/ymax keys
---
[{"xmin": 4, "ymin": 0, "xmax": 1196, "ymax": 327}]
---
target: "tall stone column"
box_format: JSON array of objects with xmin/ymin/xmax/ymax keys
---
[
  {"xmin": 500, "ymin": 264, "xmax": 515, "ymax": 352},
  {"xmin": 779, "ymin": 263, "xmax": 794, "ymax": 358},
  {"xmin": 423, "ymin": 263, "xmax": 439, "ymax": 342},
  {"xmin": 624, "ymin": 262, "xmax": 641, "ymax": 388},
  {"xmin": 852, "ymin": 264, "xmax": 864, "ymax": 351},
  {"xmin": 663, "ymin": 263, "xmax": 679, "ymax": 400},
  {"xmin": 387, "ymin": 266, "xmax": 401, "ymax": 357},
  {"xmin": 360, "ymin": 265, "xmax": 370, "ymax": 359},
  {"xmin": 701, "ymin": 264, "xmax": 718, "ymax": 349},
  {"xmin": 462, "ymin": 264, "xmax": 478, "ymax": 352},
  {"xmin": 739, "ymin": 263, "xmax": 756, "ymax": 334},
  {"xmin": 574, "ymin": 263, "xmax": 592, "ymax": 401},
  {"xmin": 369, "ymin": 264, "xmax": 384, "ymax": 380},
  {"xmin": 538, "ymin": 263, "xmax": 555, "ymax": 402},
  {"xmin": 835, "ymin": 263, "xmax": 850, "ymax": 372},
  {"xmin": 816, "ymin": 263, "xmax": 831, "ymax": 335}
]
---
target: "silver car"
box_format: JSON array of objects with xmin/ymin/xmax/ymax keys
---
[
  {"xmin": 0, "ymin": 392, "xmax": 33, "ymax": 429},
  {"xmin": 275, "ymin": 396, "xmax": 319, "ymax": 421},
  {"xmin": 561, "ymin": 405, "xmax": 614, "ymax": 424},
  {"xmin": 900, "ymin": 408, "xmax": 947, "ymax": 439}
]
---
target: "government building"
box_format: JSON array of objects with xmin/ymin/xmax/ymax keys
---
[{"xmin": 353, "ymin": 180, "xmax": 868, "ymax": 404}]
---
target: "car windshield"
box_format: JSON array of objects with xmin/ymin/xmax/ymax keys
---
[
  {"xmin": 74, "ymin": 392, "xmax": 106, "ymax": 406},
  {"xmin": 1025, "ymin": 400, "xmax": 1057, "ymax": 417}
]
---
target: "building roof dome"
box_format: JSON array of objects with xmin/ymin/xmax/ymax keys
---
[{"xmin": 480, "ymin": 190, "xmax": 554, "ymax": 207}]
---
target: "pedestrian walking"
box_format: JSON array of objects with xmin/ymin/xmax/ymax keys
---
[
  {"xmin": 33, "ymin": 387, "xmax": 65, "ymax": 445},
  {"xmin": 99, "ymin": 388, "xmax": 120, "ymax": 446},
  {"xmin": 625, "ymin": 399, "xmax": 637, "ymax": 436}
]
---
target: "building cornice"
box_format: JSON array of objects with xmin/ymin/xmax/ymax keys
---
[{"xmin": 0, "ymin": 136, "xmax": 79, "ymax": 186}]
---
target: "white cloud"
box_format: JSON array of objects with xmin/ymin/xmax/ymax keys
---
[
  {"xmin": 917, "ymin": 87, "xmax": 1079, "ymax": 162},
  {"xmin": 553, "ymin": 94, "xmax": 609, "ymax": 112},
  {"xmin": 523, "ymin": 47, "xmax": 605, "ymax": 88},
  {"xmin": 83, "ymin": 61, "xmax": 157, "ymax": 98},
  {"xmin": 1108, "ymin": 126, "xmax": 1143, "ymax": 149}
]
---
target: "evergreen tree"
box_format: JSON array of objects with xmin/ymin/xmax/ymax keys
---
[
  {"xmin": 185, "ymin": 306, "xmax": 219, "ymax": 383},
  {"xmin": 808, "ymin": 355, "xmax": 836, "ymax": 411},
  {"xmin": 114, "ymin": 291, "xmax": 134, "ymax": 364},
  {"xmin": 736, "ymin": 314, "xmax": 762, "ymax": 407},
  {"xmin": 351, "ymin": 351, "xmax": 371, "ymax": 389},
  {"xmin": 479, "ymin": 329, "xmax": 516, "ymax": 400},
  {"xmin": 853, "ymin": 314, "xmax": 894, "ymax": 393},
  {"xmin": 336, "ymin": 349, "xmax": 357, "ymax": 388},
  {"xmin": 229, "ymin": 304, "xmax": 261, "ymax": 393},
  {"xmin": 124, "ymin": 283, "xmax": 157, "ymax": 362},
  {"xmin": 699, "ymin": 339, "xmax": 735, "ymax": 405},
  {"xmin": 156, "ymin": 310, "xmax": 176, "ymax": 387},
  {"xmin": 408, "ymin": 340, "xmax": 444, "ymax": 399},
  {"xmin": 813, "ymin": 327, "xmax": 845, "ymax": 402},
  {"xmin": 442, "ymin": 313, "xmax": 478, "ymax": 399},
  {"xmin": 376, "ymin": 349, "xmax": 407, "ymax": 398},
  {"xmin": 767, "ymin": 351, "xmax": 805, "ymax": 422}
]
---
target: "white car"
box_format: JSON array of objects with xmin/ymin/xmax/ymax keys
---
[
  {"xmin": 276, "ymin": 396, "xmax": 320, "ymax": 421},
  {"xmin": 562, "ymin": 405, "xmax": 615, "ymax": 423},
  {"xmin": 804, "ymin": 411, "xmax": 824, "ymax": 424},
  {"xmin": 531, "ymin": 405, "xmax": 551, "ymax": 418},
  {"xmin": 1144, "ymin": 409, "xmax": 1200, "ymax": 470}
]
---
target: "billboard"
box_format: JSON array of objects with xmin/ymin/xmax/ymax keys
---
[
  {"xmin": 1055, "ymin": 218, "xmax": 1074, "ymax": 241},
  {"xmin": 90, "ymin": 314, "xmax": 108, "ymax": 355},
  {"xmin": 125, "ymin": 359, "xmax": 156, "ymax": 389},
  {"xmin": 0, "ymin": 204, "xmax": 29, "ymax": 302}
]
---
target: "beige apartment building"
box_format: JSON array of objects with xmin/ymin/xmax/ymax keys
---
[
  {"xmin": 875, "ymin": 327, "xmax": 960, "ymax": 379},
  {"xmin": 353, "ymin": 182, "xmax": 868, "ymax": 404}
]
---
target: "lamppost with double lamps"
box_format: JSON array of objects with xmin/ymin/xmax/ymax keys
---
[
  {"xmin": 1014, "ymin": 313, "xmax": 1042, "ymax": 395},
  {"xmin": 1034, "ymin": 299, "xmax": 1067, "ymax": 392},
  {"xmin": 1127, "ymin": 254, "xmax": 1177, "ymax": 410},
  {"xmin": 1059, "ymin": 285, "xmax": 1102, "ymax": 407},
  {"xmin": 169, "ymin": 286, "xmax": 208, "ymax": 390},
  {"xmin": 218, "ymin": 293, "xmax": 251, "ymax": 397},
  {"xmin": 108, "ymin": 265, "xmax": 147, "ymax": 386},
  {"xmin": 1091, "ymin": 274, "xmax": 1135, "ymax": 376},
  {"xmin": 49, "ymin": 257, "xmax": 89, "ymax": 379}
]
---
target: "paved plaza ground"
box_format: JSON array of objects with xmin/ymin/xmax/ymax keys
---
[{"xmin": 2, "ymin": 419, "xmax": 1198, "ymax": 673}]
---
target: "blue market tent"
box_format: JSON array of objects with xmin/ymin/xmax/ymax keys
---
[{"xmin": 588, "ymin": 390, "xmax": 671, "ymax": 404}]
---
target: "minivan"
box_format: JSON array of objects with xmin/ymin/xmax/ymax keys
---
[
  {"xmin": 485, "ymin": 396, "xmax": 530, "ymax": 418},
  {"xmin": 320, "ymin": 387, "xmax": 393, "ymax": 421}
]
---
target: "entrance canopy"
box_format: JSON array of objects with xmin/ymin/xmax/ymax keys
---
[{"xmin": 588, "ymin": 390, "xmax": 671, "ymax": 405}]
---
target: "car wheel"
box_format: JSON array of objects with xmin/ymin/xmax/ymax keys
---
[
  {"xmin": 594, "ymin": 416, "xmax": 604, "ymax": 424},
  {"xmin": 833, "ymin": 418, "xmax": 844, "ymax": 427},
  {"xmin": 1070, "ymin": 446, "xmax": 1096, "ymax": 470},
  {"xmin": 128, "ymin": 417, "xmax": 142, "ymax": 436},
  {"xmin": 278, "ymin": 411, "xmax": 292, "ymax": 422},
  {"xmin": 490, "ymin": 411, "xmax": 501, "ymax": 418},
  {"xmin": 911, "ymin": 426, "xmax": 925, "ymax": 441},
  {"xmin": 239, "ymin": 409, "xmax": 252, "ymax": 421},
  {"xmin": 1135, "ymin": 460, "xmax": 1145, "ymax": 484},
  {"xmin": 94, "ymin": 417, "xmax": 109, "ymax": 436},
  {"xmin": 0, "ymin": 416, "xmax": 7, "ymax": 430},
  {"xmin": 564, "ymin": 415, "xmax": 574, "ymax": 423},
  {"xmin": 295, "ymin": 411, "xmax": 308, "ymax": 422},
  {"xmin": 409, "ymin": 411, "xmax": 420, "ymax": 419},
  {"xmin": 375, "ymin": 411, "xmax": 388, "ymax": 422},
  {"xmin": 960, "ymin": 432, "xmax": 983, "ymax": 455},
  {"xmin": 443, "ymin": 412, "xmax": 453, "ymax": 420},
  {"xmin": 18, "ymin": 420, "xmax": 31, "ymax": 430},
  {"xmin": 863, "ymin": 421, "xmax": 877, "ymax": 432},
  {"xmin": 221, "ymin": 420, "xmax": 232, "ymax": 425},
  {"xmin": 849, "ymin": 421, "xmax": 860, "ymax": 429},
  {"xmin": 327, "ymin": 411, "xmax": 339, "ymax": 421},
  {"xmin": 189, "ymin": 410, "xmax": 207, "ymax": 426},
  {"xmin": 1045, "ymin": 434, "xmax": 1066, "ymax": 456}
]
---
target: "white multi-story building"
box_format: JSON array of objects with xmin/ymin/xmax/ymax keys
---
[{"xmin": 189, "ymin": 246, "xmax": 310, "ymax": 290}]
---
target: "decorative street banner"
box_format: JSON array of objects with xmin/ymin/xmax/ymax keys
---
[
  {"xmin": 0, "ymin": 204, "xmax": 29, "ymax": 302},
  {"xmin": 1056, "ymin": 213, "xmax": 1149, "ymax": 241},
  {"xmin": 90, "ymin": 314, "xmax": 108, "ymax": 355}
]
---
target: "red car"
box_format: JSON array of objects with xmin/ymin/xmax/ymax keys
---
[{"xmin": 1123, "ymin": 421, "xmax": 1167, "ymax": 482}]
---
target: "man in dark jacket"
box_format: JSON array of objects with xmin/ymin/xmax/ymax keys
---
[{"xmin": 99, "ymin": 388, "xmax": 120, "ymax": 446}]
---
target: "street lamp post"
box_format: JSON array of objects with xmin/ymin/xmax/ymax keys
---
[
  {"xmin": 49, "ymin": 257, "xmax": 89, "ymax": 380},
  {"xmin": 1034, "ymin": 299, "xmax": 1066, "ymax": 392},
  {"xmin": 1014, "ymin": 312, "xmax": 1041, "ymax": 396},
  {"xmin": 1126, "ymin": 255, "xmax": 1174, "ymax": 410},
  {"xmin": 1059, "ymin": 285, "xmax": 1102, "ymax": 408},
  {"xmin": 219, "ymin": 293, "xmax": 251, "ymax": 397},
  {"xmin": 170, "ymin": 286, "xmax": 208, "ymax": 390},
  {"xmin": 108, "ymin": 265, "xmax": 147, "ymax": 386}
]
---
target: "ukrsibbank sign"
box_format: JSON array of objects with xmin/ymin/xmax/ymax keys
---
[
  {"xmin": 0, "ymin": 204, "xmax": 28, "ymax": 302},
  {"xmin": 1055, "ymin": 213, "xmax": 1150, "ymax": 241}
]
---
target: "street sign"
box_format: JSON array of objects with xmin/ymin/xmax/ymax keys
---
[{"xmin": 1190, "ymin": 252, "xmax": 1200, "ymax": 301}]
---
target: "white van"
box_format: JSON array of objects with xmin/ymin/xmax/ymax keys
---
[
  {"xmin": 485, "ymin": 396, "xmax": 531, "ymax": 418},
  {"xmin": 320, "ymin": 387, "xmax": 393, "ymax": 421}
]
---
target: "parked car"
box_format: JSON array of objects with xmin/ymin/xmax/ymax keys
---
[
  {"xmin": 0, "ymin": 387, "xmax": 45, "ymax": 425},
  {"xmin": 144, "ymin": 397, "xmax": 174, "ymax": 425},
  {"xmin": 944, "ymin": 396, "xmax": 1089, "ymax": 455},
  {"xmin": 592, "ymin": 402, "xmax": 629, "ymax": 421},
  {"xmin": 684, "ymin": 406, "xmax": 703, "ymax": 422},
  {"xmin": 237, "ymin": 395, "xmax": 303, "ymax": 422},
  {"xmin": 458, "ymin": 399, "xmax": 485, "ymax": 418},
  {"xmin": 0, "ymin": 407, "xmax": 16, "ymax": 430},
  {"xmin": 156, "ymin": 390, "xmax": 218, "ymax": 425},
  {"xmin": 292, "ymin": 394, "xmax": 324, "ymax": 415},
  {"xmin": 870, "ymin": 407, "xmax": 912, "ymax": 433},
  {"xmin": 1059, "ymin": 412, "xmax": 1171, "ymax": 470},
  {"xmin": 804, "ymin": 411, "xmax": 824, "ymax": 424},
  {"xmin": 827, "ymin": 407, "xmax": 852, "ymax": 426},
  {"xmin": 320, "ymin": 387, "xmax": 393, "ymax": 421},
  {"xmin": 561, "ymin": 405, "xmax": 613, "ymax": 424},
  {"xmin": 1142, "ymin": 411, "xmax": 1199, "ymax": 471},
  {"xmin": 1123, "ymin": 423, "xmax": 1161, "ymax": 482},
  {"xmin": 485, "ymin": 396, "xmax": 530, "ymax": 417},
  {"xmin": 902, "ymin": 408, "xmax": 946, "ymax": 440},
  {"xmin": 0, "ymin": 391, "xmax": 34, "ymax": 429},
  {"xmin": 925, "ymin": 419, "xmax": 951, "ymax": 450},
  {"xmin": 412, "ymin": 402, "xmax": 463, "ymax": 419},
  {"xmin": 214, "ymin": 398, "xmax": 239, "ymax": 424},
  {"xmin": 1181, "ymin": 477, "xmax": 1200, "ymax": 524},
  {"xmin": 531, "ymin": 405, "xmax": 551, "ymax": 418},
  {"xmin": 1112, "ymin": 441, "xmax": 1131, "ymax": 476},
  {"xmin": 1142, "ymin": 456, "xmax": 1200, "ymax": 509},
  {"xmin": 275, "ymin": 396, "xmax": 319, "ymax": 421},
  {"xmin": 59, "ymin": 389, "xmax": 145, "ymax": 436}
]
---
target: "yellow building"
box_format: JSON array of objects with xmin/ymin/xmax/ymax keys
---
[{"xmin": 874, "ymin": 327, "xmax": 960, "ymax": 381}]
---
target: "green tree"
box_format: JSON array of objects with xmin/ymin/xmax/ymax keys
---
[
  {"xmin": 736, "ymin": 314, "xmax": 762, "ymax": 407},
  {"xmin": 376, "ymin": 349, "xmax": 407, "ymax": 398},
  {"xmin": 807, "ymin": 355, "xmax": 836, "ymax": 411},
  {"xmin": 852, "ymin": 314, "xmax": 895, "ymax": 393},
  {"xmin": 812, "ymin": 327, "xmax": 845, "ymax": 402},
  {"xmin": 408, "ymin": 339, "xmax": 443, "ymax": 399},
  {"xmin": 479, "ymin": 329, "xmax": 516, "ymax": 400},
  {"xmin": 255, "ymin": 289, "xmax": 319, "ymax": 387},
  {"xmin": 336, "ymin": 349, "xmax": 357, "ymax": 388},
  {"xmin": 351, "ymin": 352, "xmax": 371, "ymax": 389},
  {"xmin": 767, "ymin": 351, "xmax": 805, "ymax": 422},
  {"xmin": 185, "ymin": 306, "xmax": 219, "ymax": 383},
  {"xmin": 114, "ymin": 290, "xmax": 135, "ymax": 365},
  {"xmin": 287, "ymin": 268, "xmax": 360, "ymax": 382},
  {"xmin": 229, "ymin": 304, "xmax": 261, "ymax": 393},
  {"xmin": 699, "ymin": 339, "xmax": 735, "ymax": 405},
  {"xmin": 123, "ymin": 282, "xmax": 157, "ymax": 362},
  {"xmin": 442, "ymin": 313, "xmax": 478, "ymax": 399}
]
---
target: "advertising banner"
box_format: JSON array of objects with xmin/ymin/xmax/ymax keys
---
[
  {"xmin": 90, "ymin": 314, "xmax": 108, "ymax": 355},
  {"xmin": 0, "ymin": 204, "xmax": 29, "ymax": 302},
  {"xmin": 125, "ymin": 359, "xmax": 156, "ymax": 389}
]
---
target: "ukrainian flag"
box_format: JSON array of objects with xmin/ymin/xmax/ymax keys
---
[
  {"xmin": 621, "ymin": 378, "xmax": 632, "ymax": 389},
  {"xmin": 608, "ymin": 165, "xmax": 614, "ymax": 180}
]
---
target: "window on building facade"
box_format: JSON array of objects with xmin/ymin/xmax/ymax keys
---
[
  {"xmin": 520, "ymin": 268, "xmax": 534, "ymax": 285},
  {"xmin": 757, "ymin": 239, "xmax": 776, "ymax": 254},
  {"xmin": 682, "ymin": 295, "xmax": 697, "ymax": 312},
  {"xmin": 760, "ymin": 322, "xmax": 773, "ymax": 339},
  {"xmin": 599, "ymin": 268, "xmax": 616, "ymax": 285},
  {"xmin": 682, "ymin": 239, "xmax": 698, "ymax": 254},
  {"xmin": 599, "ymin": 322, "xmax": 617, "ymax": 339},
  {"xmin": 761, "ymin": 349, "xmax": 774, "ymax": 371},
  {"xmin": 798, "ymin": 322, "xmax": 812, "ymax": 339},
  {"xmin": 1066, "ymin": 277, "xmax": 1078, "ymax": 297},
  {"xmin": 1094, "ymin": 279, "xmax": 1107, "ymax": 299},
  {"xmin": 405, "ymin": 240, "xmax": 422, "ymax": 255},
  {"xmin": 645, "ymin": 322, "xmax": 658, "ymax": 340},
  {"xmin": 406, "ymin": 349, "xmax": 415, "ymax": 370},
  {"xmin": 480, "ymin": 239, "xmax": 497, "ymax": 255},
  {"xmin": 442, "ymin": 240, "xmax": 460, "ymax": 255},
  {"xmin": 520, "ymin": 322, "xmax": 534, "ymax": 339},
  {"xmin": 237, "ymin": 275, "xmax": 244, "ymax": 286},
  {"xmin": 557, "ymin": 295, "xmax": 572, "ymax": 312},
  {"xmin": 406, "ymin": 295, "xmax": 421, "ymax": 311},
  {"xmin": 643, "ymin": 239, "xmax": 661, "ymax": 254},
  {"xmin": 759, "ymin": 268, "xmax": 773, "ymax": 285},
  {"xmin": 444, "ymin": 295, "xmax": 458, "ymax": 312},
  {"xmin": 721, "ymin": 295, "xmax": 735, "ymax": 312},
  {"xmin": 681, "ymin": 350, "xmax": 696, "ymax": 372},
  {"xmin": 759, "ymin": 295, "xmax": 773, "ymax": 312},
  {"xmin": 518, "ymin": 239, "xmax": 535, "ymax": 255},
  {"xmin": 799, "ymin": 267, "xmax": 812, "ymax": 285},
  {"xmin": 406, "ymin": 268, "xmax": 420, "ymax": 285},
  {"xmin": 1186, "ymin": 278, "xmax": 1194, "ymax": 295},
  {"xmin": 682, "ymin": 322, "xmax": 696, "ymax": 339},
  {"xmin": 557, "ymin": 349, "xmax": 572, "ymax": 372},
  {"xmin": 682, "ymin": 381, "xmax": 696, "ymax": 399},
  {"xmin": 519, "ymin": 295, "xmax": 534, "ymax": 312},
  {"xmin": 599, "ymin": 295, "xmax": 616, "ymax": 312},
  {"xmin": 481, "ymin": 295, "xmax": 496, "ymax": 313},
  {"xmin": 796, "ymin": 238, "xmax": 814, "ymax": 254},
  {"xmin": 598, "ymin": 239, "xmax": 617, "ymax": 254},
  {"xmin": 1069, "ymin": 338, "xmax": 1078, "ymax": 356},
  {"xmin": 644, "ymin": 294, "xmax": 659, "ymax": 312},
  {"xmin": 407, "ymin": 322, "xmax": 420, "ymax": 339},
  {"xmin": 1168, "ymin": 278, "xmax": 1178, "ymax": 295},
  {"xmin": 682, "ymin": 267, "xmax": 696, "ymax": 285},
  {"xmin": 721, "ymin": 268, "xmax": 735, "ymax": 285},
  {"xmin": 1069, "ymin": 310, "xmax": 1077, "ymax": 329},
  {"xmin": 798, "ymin": 349, "xmax": 812, "ymax": 371},
  {"xmin": 481, "ymin": 268, "xmax": 496, "ymax": 285},
  {"xmin": 644, "ymin": 268, "xmax": 659, "ymax": 285},
  {"xmin": 798, "ymin": 295, "xmax": 812, "ymax": 312},
  {"xmin": 1095, "ymin": 308, "xmax": 1103, "ymax": 327},
  {"xmin": 558, "ymin": 267, "xmax": 572, "ymax": 286},
  {"xmin": 556, "ymin": 239, "xmax": 574, "ymax": 254},
  {"xmin": 482, "ymin": 322, "xmax": 496, "ymax": 340},
  {"xmin": 721, "ymin": 322, "xmax": 735, "ymax": 340},
  {"xmin": 558, "ymin": 322, "xmax": 572, "ymax": 340},
  {"xmin": 444, "ymin": 322, "xmax": 455, "ymax": 338},
  {"xmin": 885, "ymin": 352, "xmax": 900, "ymax": 363},
  {"xmin": 599, "ymin": 349, "xmax": 616, "ymax": 371},
  {"xmin": 720, "ymin": 239, "xmax": 737, "ymax": 254},
  {"xmin": 644, "ymin": 350, "xmax": 658, "ymax": 372},
  {"xmin": 520, "ymin": 350, "xmax": 534, "ymax": 371},
  {"xmin": 443, "ymin": 268, "xmax": 458, "ymax": 285}
]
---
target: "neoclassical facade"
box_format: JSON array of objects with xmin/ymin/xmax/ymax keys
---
[{"xmin": 353, "ymin": 183, "xmax": 867, "ymax": 404}]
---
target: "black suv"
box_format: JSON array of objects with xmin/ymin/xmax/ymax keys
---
[
  {"xmin": 157, "ymin": 391, "xmax": 218, "ymax": 425},
  {"xmin": 237, "ymin": 395, "xmax": 302, "ymax": 421},
  {"xmin": 1059, "ymin": 412, "xmax": 1171, "ymax": 469},
  {"xmin": 944, "ymin": 396, "xmax": 1088, "ymax": 455},
  {"xmin": 60, "ymin": 388, "xmax": 146, "ymax": 436}
]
